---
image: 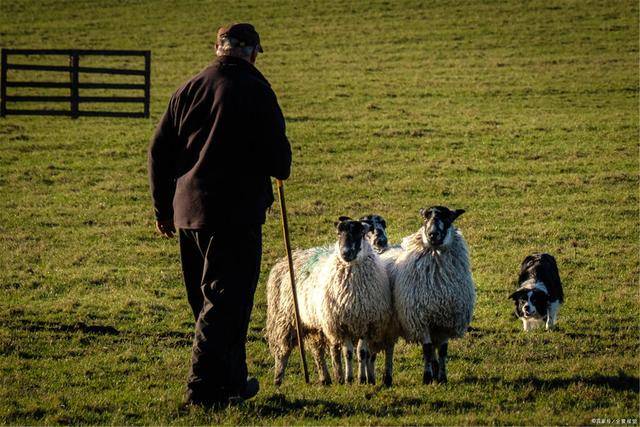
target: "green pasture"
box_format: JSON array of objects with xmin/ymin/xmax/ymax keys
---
[{"xmin": 0, "ymin": 0, "xmax": 638, "ymax": 424}]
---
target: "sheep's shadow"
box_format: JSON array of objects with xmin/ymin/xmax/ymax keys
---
[
  {"xmin": 462, "ymin": 373, "xmax": 638, "ymax": 393},
  {"xmin": 255, "ymin": 394, "xmax": 354, "ymax": 418},
  {"xmin": 254, "ymin": 393, "xmax": 425, "ymax": 418}
]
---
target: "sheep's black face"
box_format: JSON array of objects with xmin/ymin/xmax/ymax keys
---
[
  {"xmin": 360, "ymin": 214, "xmax": 388, "ymax": 253},
  {"xmin": 335, "ymin": 216, "xmax": 369, "ymax": 262},
  {"xmin": 419, "ymin": 206, "xmax": 465, "ymax": 248}
]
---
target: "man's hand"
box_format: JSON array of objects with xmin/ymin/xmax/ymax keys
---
[{"xmin": 156, "ymin": 219, "xmax": 176, "ymax": 238}]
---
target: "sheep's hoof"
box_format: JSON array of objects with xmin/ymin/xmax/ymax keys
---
[
  {"xmin": 320, "ymin": 377, "xmax": 332, "ymax": 386},
  {"xmin": 423, "ymin": 370, "xmax": 434, "ymax": 385},
  {"xmin": 346, "ymin": 375, "xmax": 354, "ymax": 384},
  {"xmin": 367, "ymin": 377, "xmax": 376, "ymax": 385},
  {"xmin": 436, "ymin": 374, "xmax": 447, "ymax": 384},
  {"xmin": 383, "ymin": 374, "xmax": 392, "ymax": 387},
  {"xmin": 274, "ymin": 378, "xmax": 283, "ymax": 387}
]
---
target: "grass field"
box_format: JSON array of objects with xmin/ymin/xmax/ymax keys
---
[{"xmin": 1, "ymin": 0, "xmax": 638, "ymax": 425}]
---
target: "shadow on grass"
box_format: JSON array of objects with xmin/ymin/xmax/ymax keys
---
[
  {"xmin": 251, "ymin": 393, "xmax": 477, "ymax": 418},
  {"xmin": 462, "ymin": 372, "xmax": 639, "ymax": 393},
  {"xmin": 254, "ymin": 393, "xmax": 418, "ymax": 418},
  {"xmin": 18, "ymin": 319, "xmax": 120, "ymax": 335},
  {"xmin": 254, "ymin": 394, "xmax": 356, "ymax": 418},
  {"xmin": 14, "ymin": 319, "xmax": 193, "ymax": 346}
]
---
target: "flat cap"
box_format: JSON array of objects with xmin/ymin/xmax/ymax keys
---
[{"xmin": 217, "ymin": 23, "xmax": 263, "ymax": 52}]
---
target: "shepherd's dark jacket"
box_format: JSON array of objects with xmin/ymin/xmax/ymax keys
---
[{"xmin": 148, "ymin": 56, "xmax": 292, "ymax": 228}]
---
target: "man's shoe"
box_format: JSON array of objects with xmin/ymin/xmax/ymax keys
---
[
  {"xmin": 183, "ymin": 389, "xmax": 227, "ymax": 410},
  {"xmin": 228, "ymin": 377, "xmax": 260, "ymax": 405},
  {"xmin": 241, "ymin": 377, "xmax": 260, "ymax": 400}
]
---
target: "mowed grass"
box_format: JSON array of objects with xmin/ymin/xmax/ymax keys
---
[{"xmin": 0, "ymin": 0, "xmax": 638, "ymax": 424}]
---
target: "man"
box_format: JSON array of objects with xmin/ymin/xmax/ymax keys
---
[{"xmin": 148, "ymin": 23, "xmax": 291, "ymax": 407}]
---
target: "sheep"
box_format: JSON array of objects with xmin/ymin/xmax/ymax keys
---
[
  {"xmin": 360, "ymin": 214, "xmax": 389, "ymax": 253},
  {"xmin": 317, "ymin": 213, "xmax": 398, "ymax": 386},
  {"xmin": 355, "ymin": 214, "xmax": 401, "ymax": 386},
  {"xmin": 265, "ymin": 245, "xmax": 333, "ymax": 385},
  {"xmin": 391, "ymin": 205, "xmax": 475, "ymax": 384},
  {"xmin": 266, "ymin": 216, "xmax": 392, "ymax": 386},
  {"xmin": 357, "ymin": 303, "xmax": 400, "ymax": 386}
]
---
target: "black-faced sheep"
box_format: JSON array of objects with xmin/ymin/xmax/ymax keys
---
[
  {"xmin": 266, "ymin": 217, "xmax": 392, "ymax": 385},
  {"xmin": 360, "ymin": 214, "xmax": 389, "ymax": 253},
  {"xmin": 390, "ymin": 206, "xmax": 475, "ymax": 384}
]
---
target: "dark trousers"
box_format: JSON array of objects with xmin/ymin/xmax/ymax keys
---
[{"xmin": 179, "ymin": 225, "xmax": 262, "ymax": 401}]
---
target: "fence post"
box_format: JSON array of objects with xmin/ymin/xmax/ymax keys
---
[
  {"xmin": 69, "ymin": 51, "xmax": 79, "ymax": 119},
  {"xmin": 143, "ymin": 50, "xmax": 150, "ymax": 118},
  {"xmin": 1, "ymin": 49, "xmax": 7, "ymax": 117}
]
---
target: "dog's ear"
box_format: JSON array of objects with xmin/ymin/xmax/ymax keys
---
[
  {"xmin": 335, "ymin": 216, "xmax": 351, "ymax": 228},
  {"xmin": 451, "ymin": 209, "xmax": 465, "ymax": 221},
  {"xmin": 419, "ymin": 208, "xmax": 428, "ymax": 219},
  {"xmin": 508, "ymin": 289, "xmax": 526, "ymax": 300}
]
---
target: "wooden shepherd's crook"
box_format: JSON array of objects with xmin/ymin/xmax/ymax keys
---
[{"xmin": 275, "ymin": 179, "xmax": 310, "ymax": 384}]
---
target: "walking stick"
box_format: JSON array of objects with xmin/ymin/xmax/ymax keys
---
[{"xmin": 275, "ymin": 179, "xmax": 310, "ymax": 384}]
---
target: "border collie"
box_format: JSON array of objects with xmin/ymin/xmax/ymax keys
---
[{"xmin": 509, "ymin": 253, "xmax": 564, "ymax": 331}]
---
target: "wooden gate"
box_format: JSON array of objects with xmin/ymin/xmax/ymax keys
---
[{"xmin": 0, "ymin": 49, "xmax": 150, "ymax": 118}]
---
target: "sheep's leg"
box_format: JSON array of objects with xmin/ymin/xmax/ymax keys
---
[
  {"xmin": 367, "ymin": 351, "xmax": 377, "ymax": 385},
  {"xmin": 343, "ymin": 339, "xmax": 355, "ymax": 383},
  {"xmin": 274, "ymin": 346, "xmax": 292, "ymax": 386},
  {"xmin": 436, "ymin": 341, "xmax": 448, "ymax": 383},
  {"xmin": 330, "ymin": 343, "xmax": 344, "ymax": 384},
  {"xmin": 357, "ymin": 340, "xmax": 366, "ymax": 384},
  {"xmin": 422, "ymin": 331, "xmax": 436, "ymax": 385},
  {"xmin": 311, "ymin": 342, "xmax": 332, "ymax": 385},
  {"xmin": 382, "ymin": 343, "xmax": 394, "ymax": 387},
  {"xmin": 357, "ymin": 339, "xmax": 372, "ymax": 384},
  {"xmin": 432, "ymin": 352, "xmax": 440, "ymax": 380}
]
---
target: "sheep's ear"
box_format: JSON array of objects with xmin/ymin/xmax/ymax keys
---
[{"xmin": 451, "ymin": 209, "xmax": 466, "ymax": 221}]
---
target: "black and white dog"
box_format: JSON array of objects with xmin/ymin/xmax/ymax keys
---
[
  {"xmin": 509, "ymin": 253, "xmax": 564, "ymax": 331},
  {"xmin": 359, "ymin": 214, "xmax": 389, "ymax": 253}
]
